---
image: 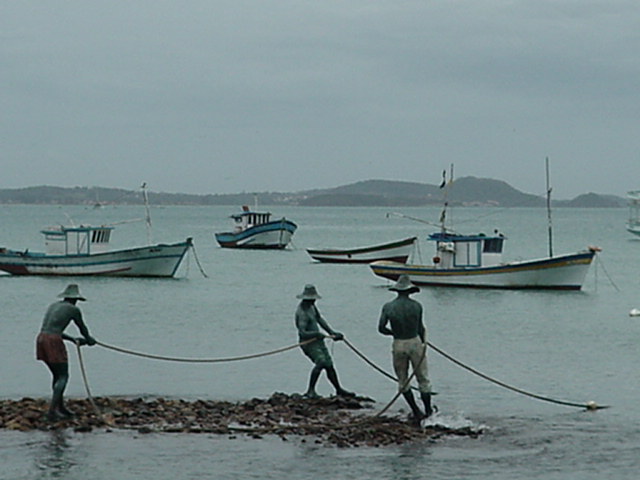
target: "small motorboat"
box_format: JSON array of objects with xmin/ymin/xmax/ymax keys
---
[{"xmin": 215, "ymin": 205, "xmax": 297, "ymax": 249}]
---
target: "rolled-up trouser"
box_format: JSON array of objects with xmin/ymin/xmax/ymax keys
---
[{"xmin": 392, "ymin": 336, "xmax": 431, "ymax": 393}]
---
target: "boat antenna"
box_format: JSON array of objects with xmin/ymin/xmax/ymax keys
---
[
  {"xmin": 545, "ymin": 157, "xmax": 553, "ymax": 258},
  {"xmin": 141, "ymin": 182, "xmax": 153, "ymax": 244}
]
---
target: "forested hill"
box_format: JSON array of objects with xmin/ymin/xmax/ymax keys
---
[{"xmin": 0, "ymin": 178, "xmax": 625, "ymax": 207}]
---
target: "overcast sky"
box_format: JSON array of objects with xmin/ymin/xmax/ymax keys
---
[{"xmin": 2, "ymin": 1, "xmax": 639, "ymax": 199}]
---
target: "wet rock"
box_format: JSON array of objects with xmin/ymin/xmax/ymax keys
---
[{"xmin": 0, "ymin": 393, "xmax": 482, "ymax": 446}]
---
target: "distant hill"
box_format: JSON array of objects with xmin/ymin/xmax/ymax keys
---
[
  {"xmin": 0, "ymin": 178, "xmax": 626, "ymax": 207},
  {"xmin": 557, "ymin": 193, "xmax": 626, "ymax": 208}
]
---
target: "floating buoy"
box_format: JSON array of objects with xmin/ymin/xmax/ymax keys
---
[
  {"xmin": 629, "ymin": 309, "xmax": 640, "ymax": 317},
  {"xmin": 586, "ymin": 401, "xmax": 598, "ymax": 411}
]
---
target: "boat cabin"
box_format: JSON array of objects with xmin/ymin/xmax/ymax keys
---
[
  {"xmin": 428, "ymin": 232, "xmax": 505, "ymax": 269},
  {"xmin": 231, "ymin": 206, "xmax": 273, "ymax": 232},
  {"xmin": 41, "ymin": 225, "xmax": 114, "ymax": 255}
]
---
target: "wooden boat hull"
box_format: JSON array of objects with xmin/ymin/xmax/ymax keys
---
[
  {"xmin": 369, "ymin": 250, "xmax": 596, "ymax": 290},
  {"xmin": 215, "ymin": 220, "xmax": 297, "ymax": 249},
  {"xmin": 0, "ymin": 239, "xmax": 192, "ymax": 277},
  {"xmin": 307, "ymin": 237, "xmax": 417, "ymax": 264}
]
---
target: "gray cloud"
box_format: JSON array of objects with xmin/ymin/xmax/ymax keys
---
[{"xmin": 2, "ymin": 1, "xmax": 639, "ymax": 198}]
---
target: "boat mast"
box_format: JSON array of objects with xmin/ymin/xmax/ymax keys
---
[
  {"xmin": 141, "ymin": 182, "xmax": 153, "ymax": 245},
  {"xmin": 439, "ymin": 164, "xmax": 454, "ymax": 233},
  {"xmin": 545, "ymin": 157, "xmax": 553, "ymax": 258}
]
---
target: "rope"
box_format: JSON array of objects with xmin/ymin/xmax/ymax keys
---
[
  {"xmin": 373, "ymin": 342, "xmax": 427, "ymax": 418},
  {"xmin": 189, "ymin": 243, "xmax": 209, "ymax": 278},
  {"xmin": 345, "ymin": 338, "xmax": 606, "ymax": 411},
  {"xmin": 75, "ymin": 342, "xmax": 119, "ymax": 427},
  {"xmin": 426, "ymin": 341, "xmax": 608, "ymax": 410},
  {"xmin": 595, "ymin": 253, "xmax": 619, "ymax": 291},
  {"xmin": 96, "ymin": 338, "xmax": 316, "ymax": 363},
  {"xmin": 75, "ymin": 342, "xmax": 98, "ymax": 412},
  {"xmin": 344, "ymin": 339, "xmax": 398, "ymax": 383}
]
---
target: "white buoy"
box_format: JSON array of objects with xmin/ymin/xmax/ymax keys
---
[
  {"xmin": 586, "ymin": 401, "xmax": 598, "ymax": 410},
  {"xmin": 629, "ymin": 308, "xmax": 640, "ymax": 317}
]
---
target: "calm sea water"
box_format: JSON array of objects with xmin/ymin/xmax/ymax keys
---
[{"xmin": 1, "ymin": 204, "xmax": 638, "ymax": 479}]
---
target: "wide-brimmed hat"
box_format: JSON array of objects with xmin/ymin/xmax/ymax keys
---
[
  {"xmin": 389, "ymin": 275, "xmax": 419, "ymax": 294},
  {"xmin": 57, "ymin": 284, "xmax": 86, "ymax": 301},
  {"xmin": 296, "ymin": 284, "xmax": 322, "ymax": 300}
]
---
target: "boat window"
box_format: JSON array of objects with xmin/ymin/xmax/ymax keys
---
[
  {"xmin": 483, "ymin": 238, "xmax": 504, "ymax": 253},
  {"xmin": 89, "ymin": 229, "xmax": 111, "ymax": 243},
  {"xmin": 453, "ymin": 241, "xmax": 481, "ymax": 267}
]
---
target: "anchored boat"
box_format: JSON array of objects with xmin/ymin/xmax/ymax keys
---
[
  {"xmin": 625, "ymin": 190, "xmax": 640, "ymax": 237},
  {"xmin": 370, "ymin": 160, "xmax": 598, "ymax": 290},
  {"xmin": 215, "ymin": 205, "xmax": 297, "ymax": 249},
  {"xmin": 0, "ymin": 183, "xmax": 192, "ymax": 277},
  {"xmin": 0, "ymin": 225, "xmax": 192, "ymax": 277},
  {"xmin": 369, "ymin": 232, "xmax": 598, "ymax": 290},
  {"xmin": 307, "ymin": 237, "xmax": 417, "ymax": 264}
]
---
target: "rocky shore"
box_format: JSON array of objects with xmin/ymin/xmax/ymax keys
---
[{"xmin": 1, "ymin": 393, "xmax": 482, "ymax": 447}]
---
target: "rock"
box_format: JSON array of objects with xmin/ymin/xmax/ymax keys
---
[{"xmin": 0, "ymin": 394, "xmax": 482, "ymax": 446}]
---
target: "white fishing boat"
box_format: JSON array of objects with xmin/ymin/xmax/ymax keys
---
[
  {"xmin": 0, "ymin": 184, "xmax": 193, "ymax": 277},
  {"xmin": 215, "ymin": 205, "xmax": 297, "ymax": 249},
  {"xmin": 0, "ymin": 225, "xmax": 192, "ymax": 277},
  {"xmin": 369, "ymin": 233, "xmax": 598, "ymax": 290},
  {"xmin": 625, "ymin": 190, "xmax": 640, "ymax": 237},
  {"xmin": 307, "ymin": 237, "xmax": 417, "ymax": 264},
  {"xmin": 370, "ymin": 161, "xmax": 599, "ymax": 290}
]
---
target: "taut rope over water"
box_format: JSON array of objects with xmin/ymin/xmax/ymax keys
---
[
  {"xmin": 346, "ymin": 338, "xmax": 607, "ymax": 411},
  {"xmin": 426, "ymin": 341, "xmax": 608, "ymax": 410},
  {"xmin": 96, "ymin": 338, "xmax": 315, "ymax": 363}
]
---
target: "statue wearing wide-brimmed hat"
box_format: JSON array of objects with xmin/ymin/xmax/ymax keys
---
[
  {"xmin": 36, "ymin": 284, "xmax": 96, "ymax": 421},
  {"xmin": 295, "ymin": 284, "xmax": 355, "ymax": 399},
  {"xmin": 57, "ymin": 283, "xmax": 87, "ymax": 301},
  {"xmin": 378, "ymin": 275, "xmax": 434, "ymax": 422}
]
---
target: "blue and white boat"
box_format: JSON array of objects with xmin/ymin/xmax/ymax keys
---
[
  {"xmin": 369, "ymin": 232, "xmax": 598, "ymax": 290},
  {"xmin": 215, "ymin": 206, "xmax": 297, "ymax": 249},
  {"xmin": 371, "ymin": 161, "xmax": 598, "ymax": 290}
]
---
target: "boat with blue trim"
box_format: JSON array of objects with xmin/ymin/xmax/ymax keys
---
[
  {"xmin": 371, "ymin": 161, "xmax": 598, "ymax": 289},
  {"xmin": 0, "ymin": 224, "xmax": 192, "ymax": 277},
  {"xmin": 215, "ymin": 206, "xmax": 297, "ymax": 249},
  {"xmin": 0, "ymin": 183, "xmax": 192, "ymax": 277},
  {"xmin": 369, "ymin": 231, "xmax": 598, "ymax": 290}
]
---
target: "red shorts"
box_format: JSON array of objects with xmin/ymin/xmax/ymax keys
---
[{"xmin": 36, "ymin": 333, "xmax": 68, "ymax": 363}]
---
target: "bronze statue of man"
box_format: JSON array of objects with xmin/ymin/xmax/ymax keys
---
[
  {"xmin": 36, "ymin": 284, "xmax": 96, "ymax": 420},
  {"xmin": 378, "ymin": 275, "xmax": 433, "ymax": 421},
  {"xmin": 295, "ymin": 284, "xmax": 355, "ymax": 399}
]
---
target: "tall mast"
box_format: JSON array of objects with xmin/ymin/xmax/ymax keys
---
[
  {"xmin": 439, "ymin": 163, "xmax": 454, "ymax": 233},
  {"xmin": 141, "ymin": 182, "xmax": 153, "ymax": 245},
  {"xmin": 545, "ymin": 157, "xmax": 553, "ymax": 258}
]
